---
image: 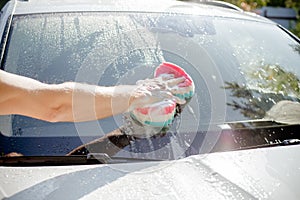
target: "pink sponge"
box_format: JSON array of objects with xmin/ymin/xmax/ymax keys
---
[
  {"xmin": 130, "ymin": 99, "xmax": 177, "ymax": 127},
  {"xmin": 131, "ymin": 62, "xmax": 194, "ymax": 127},
  {"xmin": 154, "ymin": 62, "xmax": 195, "ymax": 99}
]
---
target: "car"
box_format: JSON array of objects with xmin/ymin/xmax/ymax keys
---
[{"xmin": 0, "ymin": 0, "xmax": 300, "ymax": 199}]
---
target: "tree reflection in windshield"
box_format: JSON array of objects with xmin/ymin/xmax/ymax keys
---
[
  {"xmin": 291, "ymin": 44, "xmax": 300, "ymax": 55},
  {"xmin": 250, "ymin": 64, "xmax": 300, "ymax": 97},
  {"xmin": 224, "ymin": 82, "xmax": 266, "ymax": 119},
  {"xmin": 225, "ymin": 64, "xmax": 300, "ymax": 120}
]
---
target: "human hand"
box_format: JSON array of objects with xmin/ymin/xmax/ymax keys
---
[
  {"xmin": 129, "ymin": 76, "xmax": 187, "ymax": 111},
  {"xmin": 123, "ymin": 63, "xmax": 195, "ymax": 137}
]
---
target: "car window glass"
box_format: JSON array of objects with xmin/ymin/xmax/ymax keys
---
[{"xmin": 0, "ymin": 12, "xmax": 300, "ymax": 157}]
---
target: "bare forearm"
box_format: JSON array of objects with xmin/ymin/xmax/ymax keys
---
[
  {"xmin": 1, "ymin": 69, "xmax": 185, "ymax": 122},
  {"xmin": 58, "ymin": 82, "xmax": 136, "ymax": 122},
  {"xmin": 0, "ymin": 71, "xmax": 53, "ymax": 119},
  {"xmin": 0, "ymin": 70, "xmax": 136, "ymax": 122}
]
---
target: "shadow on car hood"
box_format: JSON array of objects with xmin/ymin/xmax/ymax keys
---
[{"xmin": 1, "ymin": 145, "xmax": 299, "ymax": 199}]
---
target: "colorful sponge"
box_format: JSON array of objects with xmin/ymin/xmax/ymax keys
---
[
  {"xmin": 154, "ymin": 62, "xmax": 195, "ymax": 100},
  {"xmin": 130, "ymin": 99, "xmax": 177, "ymax": 127},
  {"xmin": 130, "ymin": 62, "xmax": 194, "ymax": 127}
]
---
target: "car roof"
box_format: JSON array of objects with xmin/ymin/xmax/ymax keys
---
[{"xmin": 7, "ymin": 0, "xmax": 273, "ymax": 24}]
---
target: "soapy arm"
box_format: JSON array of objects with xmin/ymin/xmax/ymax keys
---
[{"xmin": 0, "ymin": 70, "xmax": 185, "ymax": 122}]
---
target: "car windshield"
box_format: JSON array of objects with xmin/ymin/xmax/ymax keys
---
[{"xmin": 1, "ymin": 12, "xmax": 300, "ymax": 162}]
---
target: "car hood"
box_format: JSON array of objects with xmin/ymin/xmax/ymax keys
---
[{"xmin": 0, "ymin": 145, "xmax": 300, "ymax": 200}]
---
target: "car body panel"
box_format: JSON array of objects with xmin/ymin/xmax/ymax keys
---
[
  {"xmin": 0, "ymin": 145, "xmax": 299, "ymax": 199},
  {"xmin": 5, "ymin": 0, "xmax": 272, "ymax": 23}
]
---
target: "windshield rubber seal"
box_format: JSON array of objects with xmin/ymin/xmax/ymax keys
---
[{"xmin": 0, "ymin": 14, "xmax": 12, "ymax": 70}]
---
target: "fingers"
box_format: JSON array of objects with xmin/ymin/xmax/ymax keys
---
[
  {"xmin": 136, "ymin": 76, "xmax": 186, "ymax": 91},
  {"xmin": 160, "ymin": 73, "xmax": 174, "ymax": 80},
  {"xmin": 165, "ymin": 77, "xmax": 186, "ymax": 87},
  {"xmin": 130, "ymin": 76, "xmax": 188, "ymax": 111},
  {"xmin": 172, "ymin": 94, "xmax": 186, "ymax": 104},
  {"xmin": 152, "ymin": 90, "xmax": 185, "ymax": 104},
  {"xmin": 131, "ymin": 90, "xmax": 170, "ymax": 107},
  {"xmin": 169, "ymin": 85, "xmax": 190, "ymax": 94},
  {"xmin": 130, "ymin": 89, "xmax": 186, "ymax": 111},
  {"xmin": 153, "ymin": 90, "xmax": 186, "ymax": 104}
]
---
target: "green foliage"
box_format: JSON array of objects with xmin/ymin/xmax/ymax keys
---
[
  {"xmin": 221, "ymin": 0, "xmax": 299, "ymax": 10},
  {"xmin": 223, "ymin": 82, "xmax": 267, "ymax": 119},
  {"xmin": 221, "ymin": 0, "xmax": 300, "ymax": 38},
  {"xmin": 0, "ymin": 0, "xmax": 9, "ymax": 10},
  {"xmin": 285, "ymin": 0, "xmax": 300, "ymax": 10},
  {"xmin": 267, "ymin": 0, "xmax": 285, "ymax": 7},
  {"xmin": 224, "ymin": 64, "xmax": 300, "ymax": 119},
  {"xmin": 250, "ymin": 64, "xmax": 300, "ymax": 97},
  {"xmin": 221, "ymin": 0, "xmax": 268, "ymax": 10},
  {"xmin": 291, "ymin": 22, "xmax": 300, "ymax": 38}
]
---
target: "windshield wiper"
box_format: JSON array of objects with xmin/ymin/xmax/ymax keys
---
[
  {"xmin": 210, "ymin": 119, "xmax": 300, "ymax": 153},
  {"xmin": 0, "ymin": 155, "xmax": 103, "ymax": 166},
  {"xmin": 87, "ymin": 153, "xmax": 164, "ymax": 164},
  {"xmin": 231, "ymin": 138, "xmax": 300, "ymax": 152},
  {"xmin": 0, "ymin": 153, "xmax": 164, "ymax": 167}
]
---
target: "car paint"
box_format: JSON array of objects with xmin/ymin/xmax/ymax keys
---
[
  {"xmin": 3, "ymin": 0, "xmax": 273, "ymax": 21},
  {"xmin": 0, "ymin": 145, "xmax": 299, "ymax": 199}
]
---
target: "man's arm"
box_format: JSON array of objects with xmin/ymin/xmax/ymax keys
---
[
  {"xmin": 0, "ymin": 70, "xmax": 185, "ymax": 122},
  {"xmin": 0, "ymin": 70, "xmax": 137, "ymax": 122}
]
